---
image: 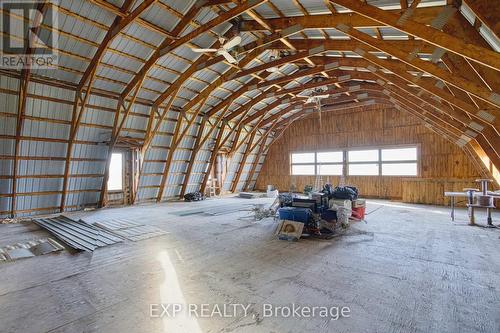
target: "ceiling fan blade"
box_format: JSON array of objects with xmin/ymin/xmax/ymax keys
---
[
  {"xmin": 191, "ymin": 48, "xmax": 217, "ymax": 53},
  {"xmin": 220, "ymin": 50, "xmax": 238, "ymax": 64},
  {"xmin": 222, "ymin": 35, "xmax": 241, "ymax": 50}
]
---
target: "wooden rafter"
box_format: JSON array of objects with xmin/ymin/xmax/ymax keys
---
[
  {"xmin": 122, "ymin": 0, "xmax": 267, "ymax": 98},
  {"xmin": 156, "ymin": 110, "xmax": 185, "ymax": 201},
  {"xmin": 335, "ymin": 24, "xmax": 500, "ymax": 108},
  {"xmin": 200, "ymin": 122, "xmax": 226, "ymax": 194},
  {"xmin": 179, "ymin": 117, "xmax": 207, "ymax": 198},
  {"xmin": 240, "ymin": 7, "xmax": 444, "ymax": 31},
  {"xmin": 243, "ymin": 131, "xmax": 270, "ymax": 191},
  {"xmin": 462, "ymin": 0, "xmax": 499, "ymax": 39},
  {"xmin": 99, "ymin": 75, "xmax": 146, "ymax": 207},
  {"xmin": 351, "ymin": 47, "xmax": 499, "ymax": 127},
  {"xmin": 230, "ymin": 128, "xmax": 257, "ymax": 192},
  {"xmin": 331, "ymin": 0, "xmax": 500, "ymax": 71},
  {"xmin": 60, "ymin": 66, "xmax": 99, "ymax": 211},
  {"xmin": 78, "ymin": 0, "xmax": 155, "ymax": 90}
]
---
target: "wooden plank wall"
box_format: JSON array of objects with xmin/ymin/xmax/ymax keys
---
[{"xmin": 255, "ymin": 105, "xmax": 483, "ymax": 205}]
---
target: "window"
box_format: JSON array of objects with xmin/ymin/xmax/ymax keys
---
[
  {"xmin": 107, "ymin": 153, "xmax": 123, "ymax": 191},
  {"xmin": 291, "ymin": 153, "xmax": 315, "ymax": 163},
  {"xmin": 349, "ymin": 164, "xmax": 379, "ymax": 175},
  {"xmin": 290, "ymin": 146, "xmax": 418, "ymax": 177},
  {"xmin": 381, "ymin": 147, "xmax": 418, "ymax": 176},
  {"xmin": 317, "ymin": 151, "xmax": 343, "ymax": 163},
  {"xmin": 381, "ymin": 148, "xmax": 417, "ymax": 161},
  {"xmin": 290, "ymin": 152, "xmax": 315, "ymax": 175},
  {"xmin": 348, "ymin": 149, "xmax": 379, "ymax": 176},
  {"xmin": 291, "ymin": 165, "xmax": 315, "ymax": 175},
  {"xmin": 317, "ymin": 151, "xmax": 343, "ymax": 175},
  {"xmin": 291, "ymin": 151, "xmax": 343, "ymax": 176},
  {"xmin": 318, "ymin": 164, "xmax": 343, "ymax": 175},
  {"xmin": 348, "ymin": 149, "xmax": 378, "ymax": 162}
]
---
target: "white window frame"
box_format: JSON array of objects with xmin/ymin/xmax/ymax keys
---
[{"xmin": 290, "ymin": 145, "xmax": 420, "ymax": 177}]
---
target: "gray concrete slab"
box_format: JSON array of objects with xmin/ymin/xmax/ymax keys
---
[{"xmin": 0, "ymin": 198, "xmax": 498, "ymax": 333}]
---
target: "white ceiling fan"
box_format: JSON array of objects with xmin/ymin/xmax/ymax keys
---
[
  {"xmin": 191, "ymin": 35, "xmax": 242, "ymax": 64},
  {"xmin": 297, "ymin": 86, "xmax": 330, "ymax": 129},
  {"xmin": 297, "ymin": 86, "xmax": 330, "ymax": 104}
]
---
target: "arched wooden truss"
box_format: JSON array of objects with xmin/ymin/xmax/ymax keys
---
[{"xmin": 1, "ymin": 0, "xmax": 499, "ymax": 217}]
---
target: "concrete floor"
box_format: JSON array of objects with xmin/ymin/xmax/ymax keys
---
[{"xmin": 0, "ymin": 197, "xmax": 499, "ymax": 333}]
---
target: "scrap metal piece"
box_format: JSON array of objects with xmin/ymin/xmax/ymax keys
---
[
  {"xmin": 6, "ymin": 248, "xmax": 35, "ymax": 260},
  {"xmin": 29, "ymin": 241, "xmax": 63, "ymax": 256}
]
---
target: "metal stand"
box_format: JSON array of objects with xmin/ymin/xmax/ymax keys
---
[{"xmin": 445, "ymin": 179, "xmax": 498, "ymax": 227}]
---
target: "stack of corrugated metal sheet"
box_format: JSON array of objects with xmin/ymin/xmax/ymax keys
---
[{"xmin": 33, "ymin": 216, "xmax": 123, "ymax": 252}]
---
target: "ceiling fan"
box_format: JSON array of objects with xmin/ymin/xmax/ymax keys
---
[
  {"xmin": 297, "ymin": 86, "xmax": 330, "ymax": 104},
  {"xmin": 191, "ymin": 35, "xmax": 242, "ymax": 64},
  {"xmin": 297, "ymin": 85, "xmax": 331, "ymax": 129}
]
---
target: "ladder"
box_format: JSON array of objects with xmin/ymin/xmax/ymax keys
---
[
  {"xmin": 314, "ymin": 174, "xmax": 324, "ymax": 192},
  {"xmin": 338, "ymin": 175, "xmax": 346, "ymax": 187}
]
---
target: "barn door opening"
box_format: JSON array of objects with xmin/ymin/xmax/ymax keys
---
[
  {"xmin": 106, "ymin": 151, "xmax": 130, "ymax": 206},
  {"xmin": 107, "ymin": 152, "xmax": 124, "ymax": 192}
]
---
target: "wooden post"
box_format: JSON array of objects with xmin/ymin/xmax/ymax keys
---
[
  {"xmin": 99, "ymin": 77, "xmax": 145, "ymax": 207},
  {"xmin": 230, "ymin": 130, "xmax": 257, "ymax": 193},
  {"xmin": 244, "ymin": 132, "xmax": 270, "ymax": 191},
  {"xmin": 180, "ymin": 116, "xmax": 207, "ymax": 198},
  {"xmin": 156, "ymin": 110, "xmax": 185, "ymax": 201},
  {"xmin": 200, "ymin": 122, "xmax": 226, "ymax": 194},
  {"xmin": 60, "ymin": 66, "xmax": 98, "ymax": 212}
]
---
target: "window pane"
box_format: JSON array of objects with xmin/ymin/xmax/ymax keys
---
[
  {"xmin": 107, "ymin": 153, "xmax": 123, "ymax": 191},
  {"xmin": 291, "ymin": 165, "xmax": 315, "ymax": 175},
  {"xmin": 348, "ymin": 163, "xmax": 379, "ymax": 175},
  {"xmin": 291, "ymin": 153, "xmax": 315, "ymax": 163},
  {"xmin": 317, "ymin": 151, "xmax": 343, "ymax": 163},
  {"xmin": 381, "ymin": 147, "xmax": 417, "ymax": 161},
  {"xmin": 318, "ymin": 164, "xmax": 343, "ymax": 175},
  {"xmin": 382, "ymin": 163, "xmax": 418, "ymax": 176},
  {"xmin": 348, "ymin": 150, "xmax": 379, "ymax": 162}
]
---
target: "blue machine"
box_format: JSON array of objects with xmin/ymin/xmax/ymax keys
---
[
  {"xmin": 321, "ymin": 209, "xmax": 337, "ymax": 222},
  {"xmin": 278, "ymin": 207, "xmax": 311, "ymax": 223}
]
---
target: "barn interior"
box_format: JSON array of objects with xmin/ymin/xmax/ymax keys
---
[{"xmin": 0, "ymin": 0, "xmax": 499, "ymax": 332}]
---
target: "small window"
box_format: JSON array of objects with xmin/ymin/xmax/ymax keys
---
[
  {"xmin": 317, "ymin": 151, "xmax": 343, "ymax": 163},
  {"xmin": 381, "ymin": 147, "xmax": 417, "ymax": 161},
  {"xmin": 107, "ymin": 153, "xmax": 123, "ymax": 191},
  {"xmin": 348, "ymin": 150, "xmax": 379, "ymax": 162},
  {"xmin": 291, "ymin": 165, "xmax": 315, "ymax": 175},
  {"xmin": 382, "ymin": 163, "xmax": 418, "ymax": 176},
  {"xmin": 348, "ymin": 163, "xmax": 379, "ymax": 176},
  {"xmin": 318, "ymin": 164, "xmax": 343, "ymax": 175},
  {"xmin": 291, "ymin": 153, "xmax": 315, "ymax": 163}
]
